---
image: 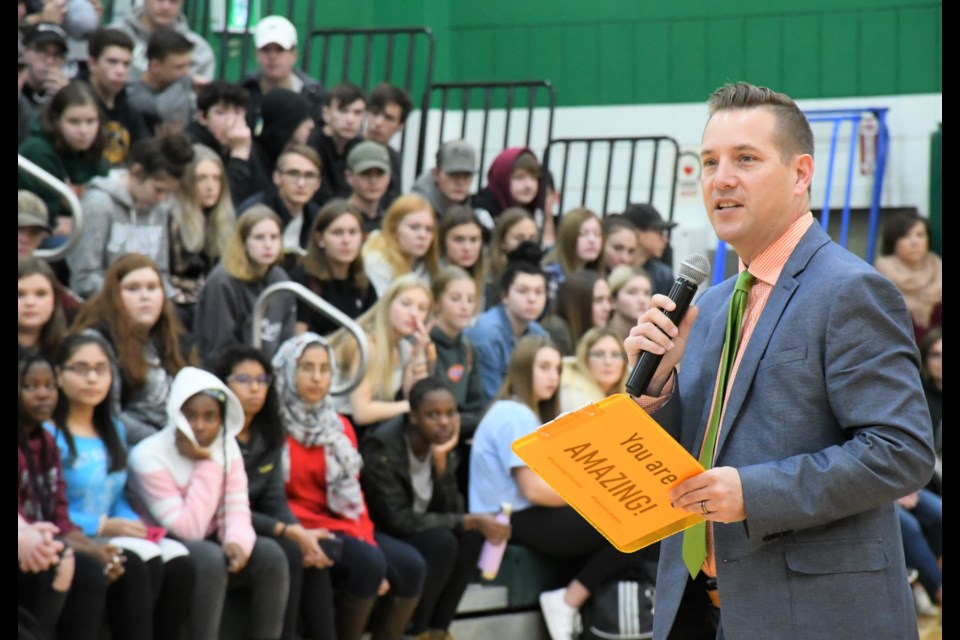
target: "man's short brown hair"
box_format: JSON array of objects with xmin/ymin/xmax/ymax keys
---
[{"xmin": 707, "ymin": 82, "xmax": 814, "ymax": 162}]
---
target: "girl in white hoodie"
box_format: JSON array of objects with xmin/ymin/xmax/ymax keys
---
[{"xmin": 129, "ymin": 367, "xmax": 289, "ymax": 640}]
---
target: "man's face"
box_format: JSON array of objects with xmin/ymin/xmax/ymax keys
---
[
  {"xmin": 200, "ymin": 102, "xmax": 245, "ymax": 145},
  {"xmin": 18, "ymin": 226, "xmax": 48, "ymax": 256},
  {"xmin": 145, "ymin": 0, "xmax": 183, "ymax": 29},
  {"xmin": 700, "ymin": 108, "xmax": 812, "ymax": 264},
  {"xmin": 274, "ymin": 153, "xmax": 321, "ymax": 208},
  {"xmin": 346, "ymin": 167, "xmax": 390, "ymax": 205},
  {"xmin": 323, "ymin": 98, "xmax": 364, "ymax": 141},
  {"xmin": 365, "ymin": 102, "xmax": 404, "ymax": 144},
  {"xmin": 25, "ymin": 43, "xmax": 64, "ymax": 88},
  {"xmin": 636, "ymin": 227, "xmax": 668, "ymax": 260},
  {"xmin": 433, "ymin": 170, "xmax": 473, "ymax": 203},
  {"xmin": 255, "ymin": 44, "xmax": 297, "ymax": 82},
  {"xmin": 88, "ymin": 46, "xmax": 132, "ymax": 97},
  {"xmin": 149, "ymin": 52, "xmax": 192, "ymax": 88}
]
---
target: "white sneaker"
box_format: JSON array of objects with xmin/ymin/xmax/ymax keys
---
[
  {"xmin": 913, "ymin": 583, "xmax": 939, "ymax": 617},
  {"xmin": 539, "ymin": 588, "xmax": 580, "ymax": 640}
]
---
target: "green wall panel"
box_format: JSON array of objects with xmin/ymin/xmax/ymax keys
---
[{"xmin": 171, "ymin": 0, "xmax": 941, "ymax": 107}]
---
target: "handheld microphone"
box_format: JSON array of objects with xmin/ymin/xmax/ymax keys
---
[{"xmin": 624, "ymin": 254, "xmax": 711, "ymax": 397}]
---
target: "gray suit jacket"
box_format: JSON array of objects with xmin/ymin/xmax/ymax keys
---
[{"xmin": 653, "ymin": 224, "xmax": 935, "ymax": 639}]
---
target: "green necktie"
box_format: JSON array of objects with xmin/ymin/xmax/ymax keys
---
[{"xmin": 682, "ymin": 269, "xmax": 756, "ymax": 578}]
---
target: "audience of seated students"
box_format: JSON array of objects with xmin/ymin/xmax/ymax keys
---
[
  {"xmin": 72, "ymin": 253, "xmax": 187, "ymax": 445},
  {"xmin": 194, "ymin": 206, "xmax": 296, "ymax": 365},
  {"xmin": 20, "ymin": 22, "xmax": 71, "ymax": 123},
  {"xmin": 362, "ymin": 194, "xmax": 440, "ymax": 296},
  {"xmin": 469, "ymin": 335, "xmax": 654, "ymax": 640},
  {"xmin": 19, "ymin": 39, "xmax": 30, "ymax": 145},
  {"xmin": 439, "ymin": 205, "xmax": 487, "ymax": 310},
  {"xmin": 242, "ymin": 15, "xmax": 327, "ymax": 132},
  {"xmin": 19, "ymin": 513, "xmax": 76, "ymax": 640},
  {"xmin": 128, "ymin": 366, "xmax": 288, "ymax": 640},
  {"xmin": 541, "ymin": 207, "xmax": 605, "ymax": 303},
  {"xmin": 466, "ymin": 260, "xmax": 549, "ymax": 403},
  {"xmin": 290, "ymin": 200, "xmax": 378, "ymax": 336},
  {"xmin": 252, "ymin": 88, "xmax": 315, "ymax": 178},
  {"xmin": 484, "ymin": 208, "xmax": 540, "ymax": 308},
  {"xmin": 559, "ymin": 327, "xmax": 628, "ymax": 413},
  {"xmin": 186, "ymin": 81, "xmax": 269, "ymax": 205},
  {"xmin": 875, "ymin": 211, "xmax": 943, "ymax": 344},
  {"xmin": 213, "ymin": 346, "xmax": 335, "ymax": 640},
  {"xmin": 330, "ymin": 274, "xmax": 434, "ymax": 430},
  {"xmin": 126, "ymin": 27, "xmax": 196, "ymax": 134},
  {"xmin": 412, "ymin": 139, "xmax": 479, "ymax": 220},
  {"xmin": 472, "ymin": 147, "xmax": 542, "ymax": 231},
  {"xmin": 309, "ymin": 82, "xmax": 366, "ymax": 206},
  {"xmin": 19, "ymin": 80, "xmax": 109, "ymax": 236},
  {"xmin": 239, "ymin": 143, "xmax": 322, "ymax": 252},
  {"xmin": 605, "ymin": 265, "xmax": 653, "ymax": 343},
  {"xmin": 601, "ymin": 214, "xmax": 638, "ymax": 273},
  {"xmin": 68, "ymin": 131, "xmax": 193, "ymax": 298},
  {"xmin": 82, "ymin": 28, "xmax": 148, "ymax": 167},
  {"xmin": 430, "ymin": 266, "xmax": 485, "ymax": 439},
  {"xmin": 621, "ymin": 202, "xmax": 676, "ymax": 296},
  {"xmin": 19, "ymin": 257, "xmax": 67, "ymax": 361},
  {"xmin": 169, "ymin": 143, "xmax": 236, "ymax": 328},
  {"xmin": 18, "ymin": 351, "xmax": 147, "ymax": 640},
  {"xmin": 112, "ymin": 0, "xmax": 215, "ymax": 84},
  {"xmin": 541, "ymin": 270, "xmax": 613, "ymax": 357},
  {"xmin": 345, "ymin": 140, "xmax": 394, "ymax": 235},
  {"xmin": 364, "ymin": 83, "xmax": 414, "ymax": 205},
  {"xmin": 48, "ymin": 333, "xmax": 194, "ymax": 640},
  {"xmin": 361, "ymin": 377, "xmax": 512, "ymax": 639},
  {"xmin": 18, "ymin": 191, "xmax": 52, "ymax": 257},
  {"xmin": 275, "ymin": 333, "xmax": 427, "ymax": 640}
]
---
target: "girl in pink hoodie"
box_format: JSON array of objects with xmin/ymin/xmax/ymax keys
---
[{"xmin": 129, "ymin": 366, "xmax": 289, "ymax": 640}]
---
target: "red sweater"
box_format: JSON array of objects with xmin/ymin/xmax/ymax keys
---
[
  {"xmin": 17, "ymin": 425, "xmax": 78, "ymax": 534},
  {"xmin": 285, "ymin": 416, "xmax": 376, "ymax": 545}
]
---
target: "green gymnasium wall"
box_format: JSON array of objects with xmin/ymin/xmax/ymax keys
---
[{"xmin": 199, "ymin": 0, "xmax": 941, "ymax": 105}]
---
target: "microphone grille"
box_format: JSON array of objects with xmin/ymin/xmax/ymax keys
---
[{"xmin": 678, "ymin": 253, "xmax": 711, "ymax": 286}]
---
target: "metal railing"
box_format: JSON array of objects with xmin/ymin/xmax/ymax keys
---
[
  {"xmin": 18, "ymin": 154, "xmax": 85, "ymax": 262},
  {"xmin": 542, "ymin": 135, "xmax": 681, "ymax": 218},
  {"xmin": 415, "ymin": 80, "xmax": 557, "ymax": 182},
  {"xmin": 251, "ymin": 282, "xmax": 370, "ymax": 395}
]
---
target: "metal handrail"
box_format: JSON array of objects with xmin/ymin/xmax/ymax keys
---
[
  {"xmin": 18, "ymin": 154, "xmax": 85, "ymax": 262},
  {"xmin": 251, "ymin": 282, "xmax": 370, "ymax": 396}
]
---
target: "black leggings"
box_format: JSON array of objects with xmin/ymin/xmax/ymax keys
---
[
  {"xmin": 18, "ymin": 563, "xmax": 71, "ymax": 639},
  {"xmin": 511, "ymin": 506, "xmax": 653, "ymax": 592},
  {"xmin": 403, "ymin": 527, "xmax": 484, "ymax": 633}
]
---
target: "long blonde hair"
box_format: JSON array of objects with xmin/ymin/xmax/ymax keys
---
[
  {"xmin": 543, "ymin": 207, "xmax": 604, "ymax": 276},
  {"xmin": 362, "ymin": 194, "xmax": 440, "ymax": 279},
  {"xmin": 171, "ymin": 144, "xmax": 235, "ymax": 257},
  {"xmin": 496, "ymin": 335, "xmax": 561, "ymax": 422},
  {"xmin": 331, "ymin": 273, "xmax": 432, "ymax": 399}
]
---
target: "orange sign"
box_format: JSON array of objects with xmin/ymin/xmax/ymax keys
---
[{"xmin": 512, "ymin": 394, "xmax": 704, "ymax": 552}]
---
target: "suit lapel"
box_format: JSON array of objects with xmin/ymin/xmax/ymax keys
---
[
  {"xmin": 687, "ymin": 280, "xmax": 734, "ymax": 453},
  {"xmin": 714, "ymin": 225, "xmax": 832, "ymax": 458}
]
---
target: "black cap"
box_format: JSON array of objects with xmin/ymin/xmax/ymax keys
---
[
  {"xmin": 622, "ymin": 203, "xmax": 677, "ymax": 231},
  {"xmin": 22, "ymin": 23, "xmax": 68, "ymax": 52}
]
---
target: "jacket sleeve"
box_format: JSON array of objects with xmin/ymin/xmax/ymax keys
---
[
  {"xmin": 459, "ymin": 340, "xmax": 487, "ymax": 439},
  {"xmin": 221, "ymin": 455, "xmax": 256, "ymax": 557},
  {"xmin": 249, "ymin": 448, "xmax": 296, "ymax": 536},
  {"xmin": 67, "ymin": 189, "xmax": 111, "ymax": 298},
  {"xmin": 360, "ymin": 438, "xmax": 461, "ymax": 537},
  {"xmin": 194, "ymin": 276, "xmax": 240, "ymax": 367},
  {"xmin": 467, "ymin": 328, "xmax": 503, "ymax": 405},
  {"xmin": 132, "ymin": 458, "xmax": 223, "ymax": 541}
]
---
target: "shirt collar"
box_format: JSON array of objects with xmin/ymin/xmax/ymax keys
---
[{"xmin": 739, "ymin": 212, "xmax": 814, "ymax": 285}]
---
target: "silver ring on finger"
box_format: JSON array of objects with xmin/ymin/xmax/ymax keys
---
[{"xmin": 700, "ymin": 500, "xmax": 709, "ymax": 515}]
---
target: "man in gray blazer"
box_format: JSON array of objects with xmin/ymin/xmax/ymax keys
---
[{"xmin": 625, "ymin": 82, "xmax": 935, "ymax": 639}]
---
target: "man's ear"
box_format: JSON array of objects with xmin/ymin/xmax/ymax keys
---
[{"xmin": 794, "ymin": 153, "xmax": 814, "ymax": 197}]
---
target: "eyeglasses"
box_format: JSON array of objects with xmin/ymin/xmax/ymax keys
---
[
  {"xmin": 296, "ymin": 364, "xmax": 333, "ymax": 377},
  {"xmin": 62, "ymin": 363, "xmax": 111, "ymax": 377},
  {"xmin": 228, "ymin": 373, "xmax": 273, "ymax": 387},
  {"xmin": 588, "ymin": 350, "xmax": 625, "ymax": 362},
  {"xmin": 279, "ymin": 169, "xmax": 321, "ymax": 183}
]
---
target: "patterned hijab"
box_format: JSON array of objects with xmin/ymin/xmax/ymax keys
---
[{"xmin": 272, "ymin": 333, "xmax": 364, "ymax": 520}]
